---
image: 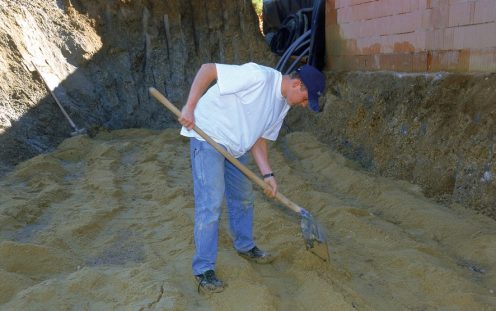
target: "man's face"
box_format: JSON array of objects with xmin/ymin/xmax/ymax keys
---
[{"xmin": 286, "ymin": 80, "xmax": 309, "ymax": 108}]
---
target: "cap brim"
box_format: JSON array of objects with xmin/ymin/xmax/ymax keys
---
[{"xmin": 309, "ymin": 98, "xmax": 320, "ymax": 112}]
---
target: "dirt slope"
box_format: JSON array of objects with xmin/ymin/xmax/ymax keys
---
[{"xmin": 0, "ymin": 0, "xmax": 273, "ymax": 176}]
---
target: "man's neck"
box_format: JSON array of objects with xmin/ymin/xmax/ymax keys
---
[{"xmin": 281, "ymin": 75, "xmax": 290, "ymax": 99}]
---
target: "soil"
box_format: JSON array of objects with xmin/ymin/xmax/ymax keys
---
[
  {"xmin": 0, "ymin": 0, "xmax": 274, "ymax": 175},
  {"xmin": 285, "ymin": 71, "xmax": 496, "ymax": 219},
  {"xmin": 0, "ymin": 129, "xmax": 495, "ymax": 310},
  {"xmin": 1, "ymin": 1, "xmax": 496, "ymax": 310}
]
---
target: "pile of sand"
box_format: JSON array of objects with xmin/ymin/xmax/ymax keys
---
[{"xmin": 0, "ymin": 129, "xmax": 495, "ymax": 310}]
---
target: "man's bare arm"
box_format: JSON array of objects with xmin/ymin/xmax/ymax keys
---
[
  {"xmin": 179, "ymin": 63, "xmax": 217, "ymax": 129},
  {"xmin": 251, "ymin": 138, "xmax": 277, "ymax": 197}
]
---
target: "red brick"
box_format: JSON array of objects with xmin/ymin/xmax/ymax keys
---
[
  {"xmin": 448, "ymin": 1, "xmax": 474, "ymax": 26},
  {"xmin": 381, "ymin": 35, "xmax": 395, "ymax": 53},
  {"xmin": 329, "ymin": 0, "xmax": 338, "ymax": 11},
  {"xmin": 337, "ymin": 7, "xmax": 353, "ymax": 23},
  {"xmin": 468, "ymin": 47, "xmax": 496, "ymax": 71},
  {"xmin": 412, "ymin": 52, "xmax": 429, "ymax": 71},
  {"xmin": 361, "ymin": 16, "xmax": 389, "ymax": 37},
  {"xmin": 389, "ymin": 11, "xmax": 422, "ymax": 34},
  {"xmin": 383, "ymin": 32, "xmax": 419, "ymax": 52},
  {"xmin": 350, "ymin": 0, "xmax": 376, "ymax": 6},
  {"xmin": 352, "ymin": 0, "xmax": 392, "ymax": 21},
  {"xmin": 474, "ymin": 0, "xmax": 496, "ymax": 24},
  {"xmin": 329, "ymin": 55, "xmax": 346, "ymax": 70},
  {"xmin": 415, "ymin": 30, "xmax": 428, "ymax": 50},
  {"xmin": 431, "ymin": 2, "xmax": 450, "ymax": 28},
  {"xmin": 448, "ymin": 0, "xmax": 472, "ymax": 4},
  {"xmin": 426, "ymin": 28, "xmax": 445, "ymax": 49},
  {"xmin": 443, "ymin": 28, "xmax": 455, "ymax": 49},
  {"xmin": 326, "ymin": 25, "xmax": 344, "ymax": 54},
  {"xmin": 346, "ymin": 38, "xmax": 360, "ymax": 54},
  {"xmin": 423, "ymin": 0, "xmax": 434, "ymax": 9},
  {"xmin": 359, "ymin": 18, "xmax": 389, "ymax": 37},
  {"xmin": 421, "ymin": 9, "xmax": 433, "ymax": 29},
  {"xmin": 453, "ymin": 22, "xmax": 496, "ymax": 49},
  {"xmin": 410, "ymin": 0, "xmax": 421, "ymax": 11},
  {"xmin": 357, "ymin": 36, "xmax": 383, "ymax": 54},
  {"xmin": 419, "ymin": 0, "xmax": 430, "ymax": 9},
  {"xmin": 326, "ymin": 1, "xmax": 339, "ymax": 25},
  {"xmin": 355, "ymin": 54, "xmax": 375, "ymax": 69},
  {"xmin": 389, "ymin": 0, "xmax": 416, "ymax": 15},
  {"xmin": 351, "ymin": 2, "xmax": 371, "ymax": 21},
  {"xmin": 427, "ymin": 50, "xmax": 465, "ymax": 71},
  {"xmin": 340, "ymin": 21, "xmax": 361, "ymax": 38},
  {"xmin": 393, "ymin": 32, "xmax": 418, "ymax": 52},
  {"xmin": 379, "ymin": 53, "xmax": 414, "ymax": 71},
  {"xmin": 435, "ymin": 50, "xmax": 470, "ymax": 71}
]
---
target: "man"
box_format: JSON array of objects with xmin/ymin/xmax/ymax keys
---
[{"xmin": 179, "ymin": 62, "xmax": 325, "ymax": 294}]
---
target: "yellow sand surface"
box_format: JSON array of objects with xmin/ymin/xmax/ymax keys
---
[{"xmin": 0, "ymin": 129, "xmax": 495, "ymax": 310}]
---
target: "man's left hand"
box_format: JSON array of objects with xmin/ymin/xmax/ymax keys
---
[{"xmin": 263, "ymin": 176, "xmax": 277, "ymax": 198}]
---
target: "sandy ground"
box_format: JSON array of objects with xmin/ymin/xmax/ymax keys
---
[{"xmin": 0, "ymin": 128, "xmax": 495, "ymax": 310}]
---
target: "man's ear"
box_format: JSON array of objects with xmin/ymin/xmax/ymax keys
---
[{"xmin": 291, "ymin": 78, "xmax": 301, "ymax": 89}]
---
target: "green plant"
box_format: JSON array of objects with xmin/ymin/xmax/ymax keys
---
[{"xmin": 252, "ymin": 0, "xmax": 263, "ymax": 16}]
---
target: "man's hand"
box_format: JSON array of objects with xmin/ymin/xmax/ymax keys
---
[
  {"xmin": 179, "ymin": 105, "xmax": 195, "ymax": 130},
  {"xmin": 263, "ymin": 176, "xmax": 277, "ymax": 198}
]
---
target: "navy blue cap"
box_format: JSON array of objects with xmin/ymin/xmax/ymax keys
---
[{"xmin": 296, "ymin": 65, "xmax": 326, "ymax": 112}]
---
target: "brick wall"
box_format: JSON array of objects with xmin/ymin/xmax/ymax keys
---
[{"xmin": 326, "ymin": 0, "xmax": 496, "ymax": 71}]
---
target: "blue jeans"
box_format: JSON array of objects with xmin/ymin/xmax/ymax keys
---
[{"xmin": 190, "ymin": 138, "xmax": 255, "ymax": 276}]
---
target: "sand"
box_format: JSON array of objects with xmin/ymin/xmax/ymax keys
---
[{"xmin": 0, "ymin": 128, "xmax": 495, "ymax": 310}]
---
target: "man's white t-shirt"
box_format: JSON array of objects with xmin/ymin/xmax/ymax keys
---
[{"xmin": 180, "ymin": 63, "xmax": 290, "ymax": 158}]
